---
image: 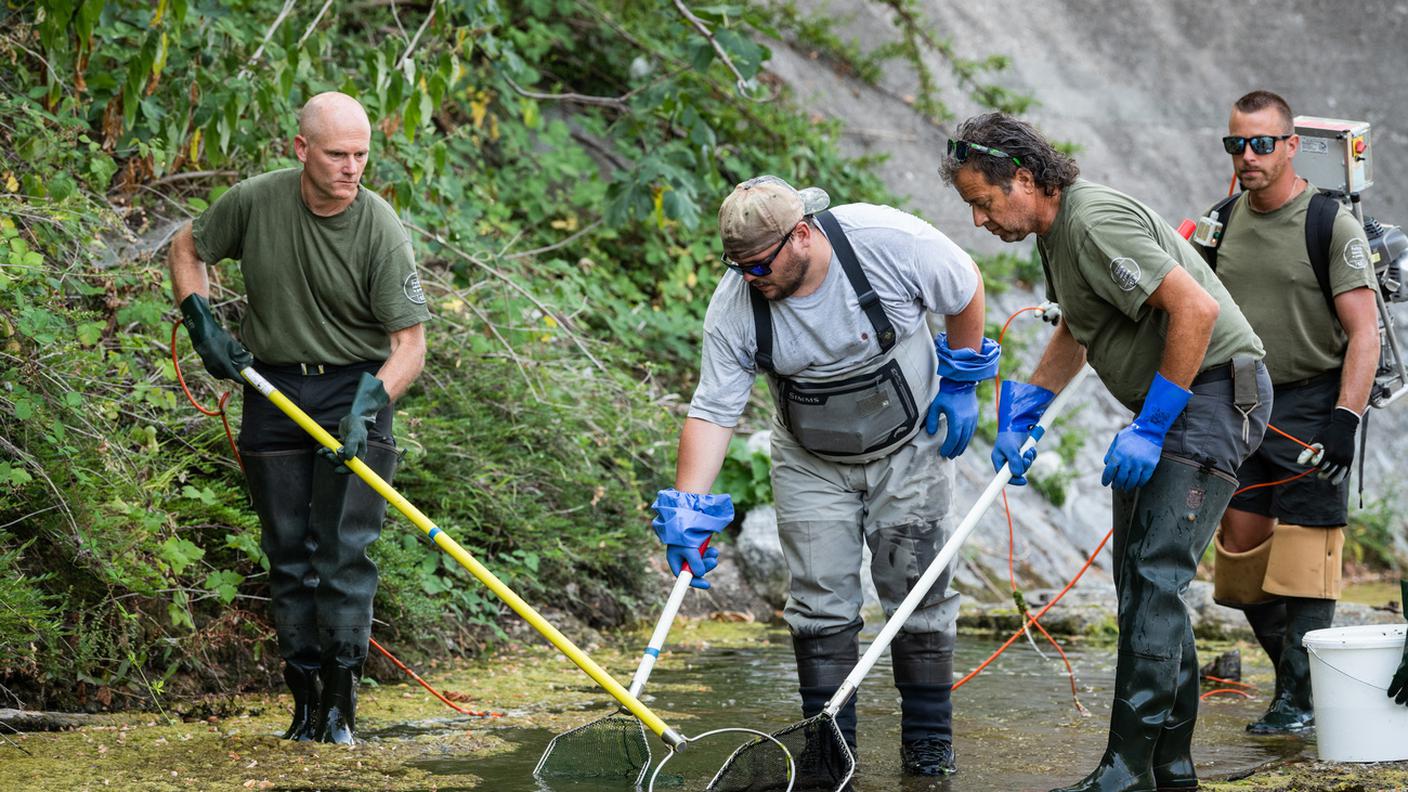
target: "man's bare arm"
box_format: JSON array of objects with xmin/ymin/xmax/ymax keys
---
[
  {"xmin": 168, "ymin": 223, "xmax": 209, "ymax": 302},
  {"xmin": 943, "ymin": 262, "xmax": 986, "ymax": 351},
  {"xmin": 1334, "ymin": 287, "xmax": 1380, "ymax": 413},
  {"xmin": 1142, "ymin": 266, "xmax": 1220, "ymax": 388},
  {"xmin": 1028, "ymin": 319, "xmax": 1088, "ymax": 393},
  {"xmin": 674, "ymin": 417, "xmax": 735, "ymax": 494},
  {"xmin": 377, "ymin": 323, "xmax": 426, "ymax": 401}
]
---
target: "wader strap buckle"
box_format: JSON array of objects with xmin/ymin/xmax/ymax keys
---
[
  {"xmin": 299, "ymin": 363, "xmax": 326, "ymax": 376},
  {"xmin": 1230, "ymin": 355, "xmax": 1260, "ymax": 443}
]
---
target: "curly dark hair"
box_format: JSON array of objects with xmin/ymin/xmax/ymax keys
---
[{"xmin": 939, "ymin": 112, "xmax": 1079, "ymax": 196}]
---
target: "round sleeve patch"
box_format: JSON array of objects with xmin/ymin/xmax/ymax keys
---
[
  {"xmin": 403, "ymin": 271, "xmax": 427, "ymax": 304},
  {"xmin": 1343, "ymin": 238, "xmax": 1370, "ymax": 270},
  {"xmin": 1109, "ymin": 257, "xmax": 1142, "ymax": 292}
]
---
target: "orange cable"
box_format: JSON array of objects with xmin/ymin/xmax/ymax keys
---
[
  {"xmin": 369, "ymin": 637, "xmax": 503, "ymax": 718},
  {"xmin": 1202, "ymin": 674, "xmax": 1254, "ymax": 690},
  {"xmin": 1201, "ymin": 688, "xmax": 1251, "ymax": 701}
]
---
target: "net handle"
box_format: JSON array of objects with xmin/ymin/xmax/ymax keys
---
[
  {"xmin": 241, "ymin": 366, "xmax": 683, "ymax": 747},
  {"xmin": 629, "ymin": 537, "xmax": 710, "ymax": 697},
  {"xmin": 647, "ymin": 727, "xmax": 796, "ymax": 792},
  {"xmin": 826, "ymin": 366, "xmax": 1093, "ymax": 715}
]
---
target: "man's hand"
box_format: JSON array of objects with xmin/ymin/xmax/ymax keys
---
[
  {"xmin": 1297, "ymin": 407, "xmax": 1360, "ymax": 485},
  {"xmin": 318, "ymin": 372, "xmax": 390, "ymax": 471},
  {"xmin": 993, "ymin": 380, "xmax": 1055, "ymax": 485},
  {"xmin": 651, "ymin": 489, "xmax": 732, "ymax": 590},
  {"xmin": 1389, "ymin": 579, "xmax": 1408, "ymax": 707},
  {"xmin": 927, "ymin": 379, "xmax": 978, "ymax": 459},
  {"xmin": 1102, "ymin": 372, "xmax": 1192, "ymax": 491},
  {"xmin": 179, "ymin": 294, "xmax": 253, "ymax": 382},
  {"xmin": 930, "ymin": 334, "xmax": 1001, "ymax": 460}
]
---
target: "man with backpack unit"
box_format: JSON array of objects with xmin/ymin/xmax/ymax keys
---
[{"xmin": 1200, "ymin": 90, "xmax": 1381, "ymax": 736}]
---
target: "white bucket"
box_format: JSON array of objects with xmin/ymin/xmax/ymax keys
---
[{"xmin": 1303, "ymin": 623, "xmax": 1408, "ymax": 762}]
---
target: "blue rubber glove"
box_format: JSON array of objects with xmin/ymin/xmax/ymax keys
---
[
  {"xmin": 1102, "ymin": 372, "xmax": 1192, "ymax": 491},
  {"xmin": 927, "ymin": 379, "xmax": 978, "ymax": 459},
  {"xmin": 928, "ymin": 334, "xmax": 1001, "ymax": 459},
  {"xmin": 650, "ymin": 489, "xmax": 733, "ymax": 590},
  {"xmin": 993, "ymin": 380, "xmax": 1055, "ymax": 485}
]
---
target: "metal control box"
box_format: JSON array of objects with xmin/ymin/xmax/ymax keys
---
[{"xmin": 1295, "ymin": 115, "xmax": 1373, "ymax": 194}]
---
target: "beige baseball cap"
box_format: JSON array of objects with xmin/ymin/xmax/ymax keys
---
[{"xmin": 718, "ymin": 175, "xmax": 830, "ymax": 261}]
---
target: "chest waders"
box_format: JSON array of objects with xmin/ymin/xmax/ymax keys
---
[{"xmin": 752, "ymin": 210, "xmax": 935, "ymax": 464}]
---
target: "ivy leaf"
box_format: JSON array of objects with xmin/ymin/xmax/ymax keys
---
[{"xmin": 158, "ymin": 536, "xmax": 205, "ymax": 576}]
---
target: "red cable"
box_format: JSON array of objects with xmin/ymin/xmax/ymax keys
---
[
  {"xmin": 171, "ymin": 321, "xmax": 482, "ymax": 718},
  {"xmin": 1201, "ymin": 688, "xmax": 1251, "ymax": 701}
]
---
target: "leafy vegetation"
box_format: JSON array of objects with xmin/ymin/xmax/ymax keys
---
[{"xmin": 0, "ymin": 0, "xmax": 1029, "ymax": 709}]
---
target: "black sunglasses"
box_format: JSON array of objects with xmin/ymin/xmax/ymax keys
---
[
  {"xmin": 947, "ymin": 139, "xmax": 1022, "ymax": 166},
  {"xmin": 722, "ymin": 225, "xmax": 797, "ymax": 277},
  {"xmin": 1222, "ymin": 134, "xmax": 1292, "ymax": 155}
]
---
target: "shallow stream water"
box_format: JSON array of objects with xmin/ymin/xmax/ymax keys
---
[{"xmin": 395, "ymin": 628, "xmax": 1306, "ymax": 792}]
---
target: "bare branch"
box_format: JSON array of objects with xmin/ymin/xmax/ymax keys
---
[
  {"xmin": 672, "ymin": 0, "xmax": 771, "ymax": 100},
  {"xmin": 404, "ymin": 223, "xmax": 608, "ymax": 373},
  {"xmin": 297, "ymin": 0, "xmax": 338, "ymax": 48},
  {"xmin": 505, "ymin": 218, "xmax": 602, "ymax": 261},
  {"xmin": 237, "ymin": 0, "xmax": 298, "ymax": 80},
  {"xmin": 503, "ymin": 75, "xmax": 630, "ymax": 112},
  {"xmin": 397, "ymin": 0, "xmax": 440, "ymax": 68}
]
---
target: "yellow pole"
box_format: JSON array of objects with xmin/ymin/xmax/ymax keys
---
[{"xmin": 241, "ymin": 367, "xmax": 683, "ymax": 747}]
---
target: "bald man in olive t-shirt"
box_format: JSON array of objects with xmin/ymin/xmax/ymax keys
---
[{"xmin": 168, "ymin": 92, "xmax": 429, "ymax": 746}]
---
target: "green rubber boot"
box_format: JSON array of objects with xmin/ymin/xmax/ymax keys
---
[{"xmin": 1052, "ymin": 456, "xmax": 1235, "ymax": 792}]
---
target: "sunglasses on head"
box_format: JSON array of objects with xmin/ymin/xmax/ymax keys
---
[
  {"xmin": 1222, "ymin": 134, "xmax": 1292, "ymax": 155},
  {"xmin": 721, "ymin": 225, "xmax": 797, "ymax": 277},
  {"xmin": 947, "ymin": 139, "xmax": 1022, "ymax": 166}
]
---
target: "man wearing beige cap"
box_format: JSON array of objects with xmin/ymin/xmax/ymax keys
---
[{"xmin": 650, "ymin": 175, "xmax": 997, "ymax": 775}]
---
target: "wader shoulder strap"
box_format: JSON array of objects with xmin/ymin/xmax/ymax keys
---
[
  {"xmin": 749, "ymin": 285, "xmax": 775, "ymax": 372},
  {"xmin": 1306, "ymin": 191, "xmax": 1341, "ymax": 322},
  {"xmin": 1201, "ymin": 193, "xmax": 1242, "ymax": 272},
  {"xmin": 750, "ymin": 210, "xmax": 898, "ymax": 373},
  {"xmin": 816, "ymin": 210, "xmax": 897, "ymax": 353}
]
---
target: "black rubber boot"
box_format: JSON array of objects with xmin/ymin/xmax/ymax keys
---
[
  {"xmin": 1242, "ymin": 600, "xmax": 1287, "ymax": 674},
  {"xmin": 315, "ymin": 662, "xmax": 359, "ymax": 744},
  {"xmin": 281, "ymin": 663, "xmax": 321, "ymax": 741},
  {"xmin": 310, "ymin": 441, "xmax": 398, "ymax": 669},
  {"xmin": 1052, "ymin": 457, "xmax": 1235, "ymax": 792},
  {"xmin": 892, "ymin": 630, "xmax": 956, "ymax": 776},
  {"xmin": 244, "ymin": 449, "xmax": 320, "ymax": 669},
  {"xmin": 794, "ymin": 620, "xmax": 861, "ymax": 752},
  {"xmin": 1247, "ymin": 597, "xmax": 1334, "ymax": 735},
  {"xmin": 1150, "ymin": 636, "xmax": 1199, "ymax": 791}
]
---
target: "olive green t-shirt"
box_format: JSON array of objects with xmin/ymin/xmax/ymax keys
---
[
  {"xmin": 192, "ymin": 168, "xmax": 431, "ymax": 366},
  {"xmin": 1036, "ymin": 179, "xmax": 1264, "ymax": 411},
  {"xmin": 1209, "ymin": 184, "xmax": 1375, "ymax": 385}
]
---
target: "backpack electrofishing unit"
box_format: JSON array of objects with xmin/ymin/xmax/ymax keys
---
[{"xmin": 1193, "ymin": 115, "xmax": 1408, "ymax": 409}]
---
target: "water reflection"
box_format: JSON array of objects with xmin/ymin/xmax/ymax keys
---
[{"xmin": 404, "ymin": 631, "xmax": 1310, "ymax": 791}]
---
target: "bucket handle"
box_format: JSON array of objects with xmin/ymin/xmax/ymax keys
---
[{"xmin": 1306, "ymin": 646, "xmax": 1391, "ymax": 693}]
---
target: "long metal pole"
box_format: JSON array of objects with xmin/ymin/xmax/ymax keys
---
[{"xmin": 241, "ymin": 366, "xmax": 684, "ymax": 748}]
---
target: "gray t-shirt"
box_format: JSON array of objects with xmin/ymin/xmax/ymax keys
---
[{"xmin": 688, "ymin": 203, "xmax": 979, "ymax": 427}]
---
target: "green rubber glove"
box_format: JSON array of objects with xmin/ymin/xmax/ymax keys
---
[
  {"xmin": 1389, "ymin": 579, "xmax": 1408, "ymax": 707},
  {"xmin": 179, "ymin": 294, "xmax": 253, "ymax": 382},
  {"xmin": 317, "ymin": 372, "xmax": 390, "ymax": 472}
]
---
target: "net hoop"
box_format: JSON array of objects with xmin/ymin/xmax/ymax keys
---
[{"xmin": 647, "ymin": 727, "xmax": 796, "ymax": 792}]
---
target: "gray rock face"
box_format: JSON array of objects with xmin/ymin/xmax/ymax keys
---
[
  {"xmin": 735, "ymin": 504, "xmax": 789, "ymax": 610},
  {"xmin": 734, "ymin": 0, "xmax": 1408, "ymax": 604}
]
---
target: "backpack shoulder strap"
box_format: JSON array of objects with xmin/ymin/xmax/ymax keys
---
[
  {"xmin": 1202, "ymin": 193, "xmax": 1243, "ymax": 271},
  {"xmin": 815, "ymin": 209, "xmax": 897, "ymax": 353},
  {"xmin": 1306, "ymin": 191, "xmax": 1341, "ymax": 322},
  {"xmin": 749, "ymin": 284, "xmax": 775, "ymax": 373}
]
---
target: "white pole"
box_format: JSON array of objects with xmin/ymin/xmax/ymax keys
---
[{"xmin": 825, "ymin": 367, "xmax": 1092, "ymax": 714}]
